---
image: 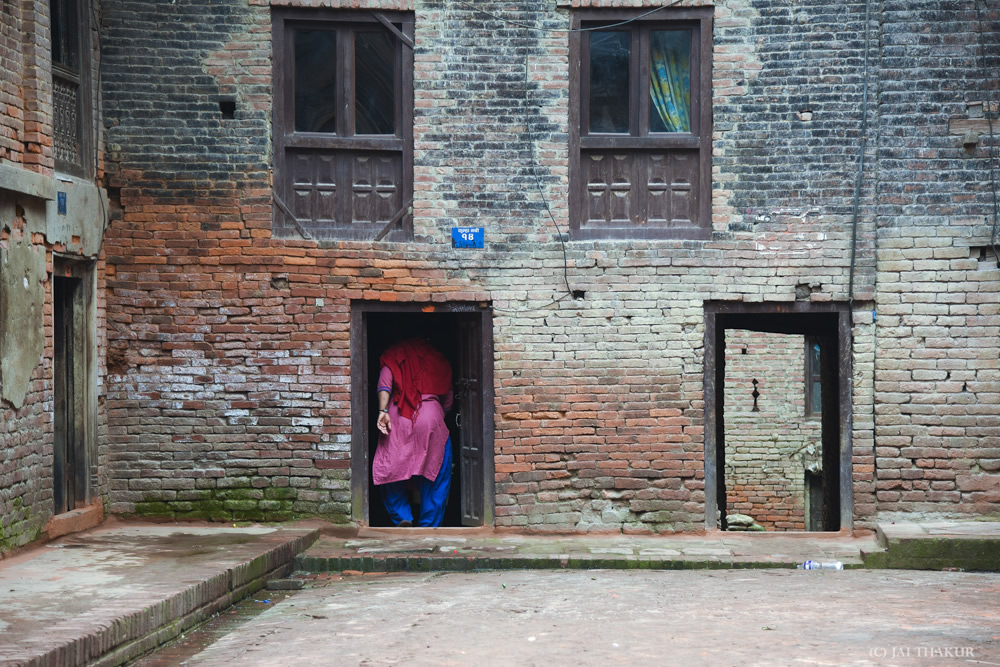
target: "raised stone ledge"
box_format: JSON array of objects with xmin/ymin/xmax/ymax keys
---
[{"xmin": 0, "ymin": 162, "xmax": 56, "ymax": 200}]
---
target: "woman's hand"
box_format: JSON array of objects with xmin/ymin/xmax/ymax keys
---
[{"xmin": 377, "ymin": 410, "xmax": 392, "ymax": 435}]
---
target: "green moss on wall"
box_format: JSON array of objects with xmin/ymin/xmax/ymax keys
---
[{"xmin": 128, "ymin": 484, "xmax": 350, "ymax": 524}]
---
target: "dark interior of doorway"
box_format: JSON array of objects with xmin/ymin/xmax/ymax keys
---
[
  {"xmin": 53, "ymin": 275, "xmax": 85, "ymax": 514},
  {"xmin": 366, "ymin": 312, "xmax": 464, "ymax": 528},
  {"xmin": 714, "ymin": 311, "xmax": 843, "ymax": 532}
]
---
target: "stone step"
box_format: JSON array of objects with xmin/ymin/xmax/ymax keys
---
[
  {"xmin": 862, "ymin": 521, "xmax": 1000, "ymax": 571},
  {"xmin": 0, "ymin": 524, "xmax": 319, "ymax": 667},
  {"xmin": 296, "ymin": 552, "xmax": 832, "ymax": 572},
  {"xmin": 296, "ymin": 532, "xmax": 873, "ymax": 573}
]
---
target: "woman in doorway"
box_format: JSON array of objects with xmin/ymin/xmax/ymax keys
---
[{"xmin": 373, "ymin": 338, "xmax": 454, "ymax": 527}]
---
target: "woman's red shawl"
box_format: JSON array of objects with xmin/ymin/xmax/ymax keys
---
[{"xmin": 380, "ymin": 339, "xmax": 452, "ymax": 420}]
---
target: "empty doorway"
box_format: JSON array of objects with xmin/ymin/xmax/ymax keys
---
[
  {"xmin": 722, "ymin": 330, "xmax": 823, "ymax": 530},
  {"xmin": 704, "ymin": 302, "xmax": 852, "ymax": 532},
  {"xmin": 351, "ymin": 302, "xmax": 494, "ymax": 527}
]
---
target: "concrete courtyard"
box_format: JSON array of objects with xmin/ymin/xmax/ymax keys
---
[{"xmin": 139, "ymin": 568, "xmax": 1000, "ymax": 666}]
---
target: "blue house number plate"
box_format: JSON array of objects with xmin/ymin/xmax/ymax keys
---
[{"xmin": 452, "ymin": 227, "xmax": 484, "ymax": 249}]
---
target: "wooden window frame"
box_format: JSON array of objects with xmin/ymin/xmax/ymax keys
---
[
  {"xmin": 272, "ymin": 9, "xmax": 414, "ymax": 242},
  {"xmin": 569, "ymin": 8, "xmax": 712, "ymax": 240},
  {"xmin": 804, "ymin": 335, "xmax": 822, "ymax": 418},
  {"xmin": 51, "ymin": 0, "xmax": 93, "ymax": 178}
]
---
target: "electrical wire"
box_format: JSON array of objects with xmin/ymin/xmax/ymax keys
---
[
  {"xmin": 482, "ymin": 2, "xmax": 579, "ymax": 314},
  {"xmin": 975, "ymin": 0, "xmax": 1000, "ymax": 265},
  {"xmin": 453, "ymin": 0, "xmax": 683, "ymax": 33},
  {"xmin": 460, "ymin": 0, "xmax": 687, "ymax": 312},
  {"xmin": 845, "ymin": 0, "xmax": 875, "ymax": 487},
  {"xmin": 92, "ymin": 0, "xmax": 108, "ymax": 255},
  {"xmin": 522, "ymin": 27, "xmax": 573, "ymax": 298},
  {"xmin": 847, "ymin": 0, "xmax": 873, "ymax": 311}
]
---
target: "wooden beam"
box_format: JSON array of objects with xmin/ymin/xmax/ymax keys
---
[
  {"xmin": 371, "ymin": 12, "xmax": 414, "ymax": 49},
  {"xmin": 373, "ymin": 198, "xmax": 413, "ymax": 242}
]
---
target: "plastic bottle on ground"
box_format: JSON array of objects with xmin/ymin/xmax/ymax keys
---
[{"xmin": 797, "ymin": 560, "xmax": 844, "ymax": 570}]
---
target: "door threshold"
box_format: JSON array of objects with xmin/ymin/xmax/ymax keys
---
[{"xmin": 45, "ymin": 502, "xmax": 104, "ymax": 540}]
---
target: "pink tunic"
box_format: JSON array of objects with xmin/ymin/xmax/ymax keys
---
[{"xmin": 372, "ymin": 366, "xmax": 453, "ymax": 485}]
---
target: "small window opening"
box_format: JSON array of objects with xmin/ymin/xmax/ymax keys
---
[
  {"xmin": 219, "ymin": 99, "xmax": 236, "ymax": 119},
  {"xmin": 805, "ymin": 336, "xmax": 822, "ymax": 417}
]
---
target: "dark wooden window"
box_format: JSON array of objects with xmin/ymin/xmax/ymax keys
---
[
  {"xmin": 51, "ymin": 0, "xmax": 91, "ymax": 177},
  {"xmin": 805, "ymin": 336, "xmax": 822, "ymax": 417},
  {"xmin": 570, "ymin": 8, "xmax": 712, "ymax": 240},
  {"xmin": 272, "ymin": 10, "xmax": 414, "ymax": 241}
]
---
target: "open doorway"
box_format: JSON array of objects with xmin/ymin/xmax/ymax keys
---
[
  {"xmin": 350, "ymin": 302, "xmax": 494, "ymax": 527},
  {"xmin": 704, "ymin": 303, "xmax": 852, "ymax": 532},
  {"xmin": 52, "ymin": 257, "xmax": 97, "ymax": 515},
  {"xmin": 723, "ymin": 330, "xmax": 824, "ymax": 530}
]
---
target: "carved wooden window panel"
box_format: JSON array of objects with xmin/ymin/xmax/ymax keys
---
[
  {"xmin": 51, "ymin": 0, "xmax": 91, "ymax": 177},
  {"xmin": 272, "ymin": 10, "xmax": 414, "ymax": 241},
  {"xmin": 570, "ymin": 9, "xmax": 713, "ymax": 240}
]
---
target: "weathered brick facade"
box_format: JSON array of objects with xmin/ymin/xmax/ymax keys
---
[
  {"xmin": 1, "ymin": 0, "xmax": 108, "ymax": 552},
  {"xmin": 2, "ymin": 0, "xmax": 997, "ymax": 550},
  {"xmin": 96, "ymin": 0, "xmax": 998, "ymax": 532},
  {"xmin": 870, "ymin": 4, "xmax": 1000, "ymax": 518},
  {"xmin": 875, "ymin": 224, "xmax": 999, "ymax": 517}
]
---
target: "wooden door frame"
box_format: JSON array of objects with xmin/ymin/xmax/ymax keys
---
[
  {"xmin": 349, "ymin": 301, "xmax": 495, "ymax": 526},
  {"xmin": 52, "ymin": 255, "xmax": 97, "ymax": 514},
  {"xmin": 703, "ymin": 301, "xmax": 853, "ymax": 532}
]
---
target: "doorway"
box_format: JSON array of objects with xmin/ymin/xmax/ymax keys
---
[
  {"xmin": 704, "ymin": 302, "xmax": 852, "ymax": 532},
  {"xmin": 52, "ymin": 258, "xmax": 96, "ymax": 515},
  {"xmin": 351, "ymin": 302, "xmax": 494, "ymax": 527}
]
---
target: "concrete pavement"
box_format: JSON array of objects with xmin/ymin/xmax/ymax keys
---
[
  {"xmin": 0, "ymin": 521, "xmax": 318, "ymax": 667},
  {"xmin": 1, "ymin": 519, "xmax": 998, "ymax": 666},
  {"xmin": 152, "ymin": 569, "xmax": 1000, "ymax": 666}
]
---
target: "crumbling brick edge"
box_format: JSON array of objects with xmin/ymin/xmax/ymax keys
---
[{"xmin": 24, "ymin": 529, "xmax": 318, "ymax": 667}]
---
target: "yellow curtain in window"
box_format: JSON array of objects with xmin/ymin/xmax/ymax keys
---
[{"xmin": 649, "ymin": 32, "xmax": 690, "ymax": 133}]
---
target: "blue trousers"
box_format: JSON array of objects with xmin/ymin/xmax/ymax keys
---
[{"xmin": 381, "ymin": 437, "xmax": 452, "ymax": 527}]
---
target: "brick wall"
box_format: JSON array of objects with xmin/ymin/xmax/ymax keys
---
[
  {"xmin": 723, "ymin": 330, "xmax": 823, "ymax": 530},
  {"xmin": 99, "ymin": 0, "xmax": 884, "ymax": 533},
  {"xmin": 0, "ymin": 1, "xmax": 52, "ymax": 172},
  {"xmin": 1, "ymin": 1, "xmax": 109, "ymax": 553},
  {"xmin": 1, "ymin": 2, "xmax": 53, "ymax": 552},
  {"xmin": 873, "ymin": 2, "xmax": 1000, "ymax": 520},
  {"xmin": 98, "ymin": 0, "xmax": 999, "ymax": 533}
]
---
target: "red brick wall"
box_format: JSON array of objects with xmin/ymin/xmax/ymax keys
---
[
  {"xmin": 98, "ymin": 0, "xmax": 880, "ymax": 533},
  {"xmin": 95, "ymin": 0, "xmax": 1000, "ymax": 533},
  {"xmin": 1, "ymin": 1, "xmax": 52, "ymax": 173},
  {"xmin": 1, "ymin": 1, "xmax": 108, "ymax": 552},
  {"xmin": 1, "ymin": 2, "xmax": 53, "ymax": 551}
]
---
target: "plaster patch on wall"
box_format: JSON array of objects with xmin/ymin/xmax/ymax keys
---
[
  {"xmin": 0, "ymin": 198, "xmax": 47, "ymax": 409},
  {"xmin": 45, "ymin": 175, "xmax": 108, "ymax": 257}
]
